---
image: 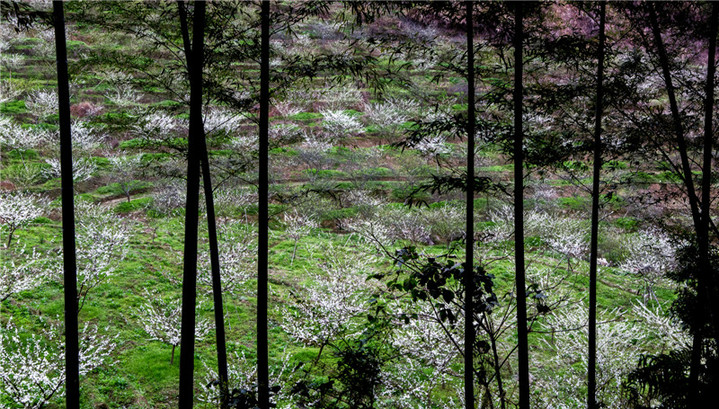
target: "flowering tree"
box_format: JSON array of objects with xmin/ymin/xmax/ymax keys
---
[
  {"xmin": 618, "ymin": 227, "xmax": 678, "ymax": 302},
  {"xmin": 50, "ymin": 202, "xmax": 130, "ymax": 310},
  {"xmin": 197, "ymin": 221, "xmax": 256, "ymax": 295},
  {"xmin": 0, "ymin": 245, "xmax": 46, "ymax": 301},
  {"xmin": 43, "ymin": 157, "xmax": 97, "ymax": 183},
  {"xmin": 199, "ymin": 350, "xmax": 292, "ymax": 408},
  {"xmin": 320, "ymin": 109, "xmax": 364, "ymax": 137},
  {"xmin": 280, "ymin": 248, "xmax": 377, "ymax": 358},
  {"xmin": 108, "ymin": 153, "xmax": 144, "ymax": 202},
  {"xmin": 0, "ymin": 191, "xmax": 46, "ymax": 247},
  {"xmin": 283, "ymin": 209, "xmax": 318, "ymax": 264},
  {"xmin": 0, "ymin": 319, "xmax": 116, "ymax": 409},
  {"xmin": 0, "ymin": 117, "xmax": 49, "ymax": 152},
  {"xmin": 26, "ymin": 89, "xmax": 59, "ymax": 119},
  {"xmin": 139, "ymin": 292, "xmax": 212, "ymax": 365}
]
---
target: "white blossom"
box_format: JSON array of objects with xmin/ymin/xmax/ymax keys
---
[
  {"xmin": 197, "ymin": 221, "xmax": 256, "ymax": 295},
  {"xmin": 105, "ymin": 83, "xmax": 141, "ymax": 106},
  {"xmin": 534, "ymin": 305, "xmax": 647, "ymax": 409},
  {"xmin": 284, "ymin": 209, "xmax": 318, "ymax": 264},
  {"xmin": 203, "ymin": 108, "xmax": 245, "ymax": 136},
  {"xmin": 26, "ymin": 90, "xmax": 58, "ymax": 119},
  {"xmin": 0, "ymin": 117, "xmax": 50, "ymax": 150},
  {"xmin": 0, "ymin": 191, "xmax": 46, "ymax": 247},
  {"xmin": 281, "ymin": 248, "xmax": 376, "ymax": 347},
  {"xmin": 320, "ymin": 109, "xmax": 364, "ymax": 136},
  {"xmin": 199, "ymin": 349, "xmax": 292, "ymax": 407},
  {"xmin": 0, "ymin": 245, "xmax": 47, "ymax": 301},
  {"xmin": 43, "ymin": 157, "xmax": 97, "ymax": 182},
  {"xmin": 139, "ymin": 291, "xmax": 212, "ymax": 364},
  {"xmin": 0, "ymin": 319, "xmax": 116, "ymax": 409}
]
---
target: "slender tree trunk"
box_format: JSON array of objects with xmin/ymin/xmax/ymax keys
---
[
  {"xmin": 700, "ymin": 0, "xmax": 719, "ymax": 395},
  {"xmin": 258, "ymin": 1, "xmax": 271, "ymax": 407},
  {"xmin": 464, "ymin": 2, "xmax": 476, "ymax": 408},
  {"xmin": 702, "ymin": 0, "xmax": 719, "ymax": 333},
  {"xmin": 171, "ymin": 344, "xmax": 176, "ymax": 366},
  {"xmin": 53, "ymin": 2, "xmax": 79, "ymax": 408},
  {"xmin": 587, "ymin": 4, "xmax": 606, "ymax": 409},
  {"xmin": 178, "ymin": 2, "xmax": 205, "ymax": 408},
  {"xmin": 177, "ymin": 2, "xmax": 230, "ymax": 406},
  {"xmin": 648, "ymin": 4, "xmax": 719, "ymax": 403},
  {"xmin": 513, "ymin": 3, "xmax": 530, "ymax": 409}
]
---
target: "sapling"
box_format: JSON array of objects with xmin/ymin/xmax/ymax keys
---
[
  {"xmin": 108, "ymin": 153, "xmax": 144, "ymax": 202},
  {"xmin": 283, "ymin": 209, "xmax": 318, "ymax": 264},
  {"xmin": 139, "ymin": 291, "xmax": 212, "ymax": 365},
  {"xmin": 0, "ymin": 191, "xmax": 47, "ymax": 247}
]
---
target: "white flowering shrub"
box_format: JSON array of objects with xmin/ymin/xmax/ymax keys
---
[
  {"xmin": 0, "ymin": 319, "xmax": 116, "ymax": 409},
  {"xmin": 534, "ymin": 305, "xmax": 646, "ymax": 409},
  {"xmin": 414, "ymin": 135, "xmax": 450, "ymax": 167},
  {"xmin": 272, "ymin": 99, "xmax": 302, "ymax": 117},
  {"xmin": 50, "ymin": 202, "xmax": 130, "ymax": 310},
  {"xmin": 105, "ymin": 83, "xmax": 141, "ymax": 106},
  {"xmin": 139, "ymin": 291, "xmax": 212, "ymax": 365},
  {"xmin": 0, "ymin": 117, "xmax": 50, "ymax": 150},
  {"xmin": 363, "ymin": 100, "xmax": 410, "ymax": 129},
  {"xmin": 197, "ymin": 221, "xmax": 256, "ymax": 295},
  {"xmin": 204, "ymin": 108, "xmax": 245, "ymax": 137},
  {"xmin": 320, "ymin": 109, "xmax": 364, "ymax": 137},
  {"xmin": 345, "ymin": 216, "xmax": 393, "ymax": 253},
  {"xmin": 283, "ymin": 209, "xmax": 318, "ymax": 264},
  {"xmin": 70, "ymin": 120, "xmax": 105, "ymax": 151},
  {"xmin": 26, "ymin": 89, "xmax": 58, "ymax": 119},
  {"xmin": 618, "ymin": 228, "xmax": 678, "ymax": 301},
  {"xmin": 0, "ymin": 191, "xmax": 47, "ymax": 247},
  {"xmin": 151, "ymin": 179, "xmax": 186, "ymax": 215},
  {"xmin": 632, "ymin": 300, "xmax": 690, "ymax": 352},
  {"xmin": 487, "ymin": 205, "xmax": 588, "ymax": 259},
  {"xmin": 0, "ymin": 80, "xmax": 20, "ymax": 103},
  {"xmin": 134, "ymin": 112, "xmax": 186, "ymax": 144},
  {"xmin": 318, "ymin": 85, "xmax": 363, "ymax": 110},
  {"xmin": 43, "ymin": 157, "xmax": 98, "ymax": 183},
  {"xmin": 0, "ymin": 245, "xmax": 47, "ymax": 301},
  {"xmin": 108, "ymin": 153, "xmax": 144, "ymax": 201},
  {"xmin": 199, "ymin": 350, "xmax": 292, "ymax": 408},
  {"xmin": 281, "ymin": 248, "xmax": 377, "ymax": 349},
  {"xmin": 44, "ymin": 120, "xmax": 105, "ymax": 151}
]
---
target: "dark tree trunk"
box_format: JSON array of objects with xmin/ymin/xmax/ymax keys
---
[
  {"xmin": 258, "ymin": 1, "xmax": 271, "ymax": 408},
  {"xmin": 177, "ymin": 2, "xmax": 230, "ymax": 406},
  {"xmin": 178, "ymin": 1, "xmax": 206, "ymax": 408},
  {"xmin": 648, "ymin": 3, "xmax": 719, "ymax": 404},
  {"xmin": 587, "ymin": 3, "xmax": 606, "ymax": 409},
  {"xmin": 464, "ymin": 2, "xmax": 476, "ymax": 409},
  {"xmin": 513, "ymin": 3, "xmax": 530, "ymax": 409},
  {"xmin": 700, "ymin": 0, "xmax": 719, "ymax": 395},
  {"xmin": 701, "ymin": 0, "xmax": 719, "ymax": 332},
  {"xmin": 53, "ymin": 2, "xmax": 79, "ymax": 408}
]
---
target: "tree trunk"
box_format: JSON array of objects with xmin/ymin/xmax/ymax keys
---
[
  {"xmin": 177, "ymin": 2, "xmax": 229, "ymax": 406},
  {"xmin": 588, "ymin": 3, "xmax": 606, "ymax": 409},
  {"xmin": 258, "ymin": 1, "xmax": 271, "ymax": 408},
  {"xmin": 700, "ymin": 0, "xmax": 719, "ymax": 394},
  {"xmin": 171, "ymin": 344, "xmax": 176, "ymax": 366},
  {"xmin": 648, "ymin": 3, "xmax": 719, "ymax": 403},
  {"xmin": 513, "ymin": 3, "xmax": 530, "ymax": 409},
  {"xmin": 178, "ymin": 2, "xmax": 206, "ymax": 408},
  {"xmin": 53, "ymin": 2, "xmax": 80, "ymax": 408},
  {"xmin": 464, "ymin": 2, "xmax": 476, "ymax": 408}
]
